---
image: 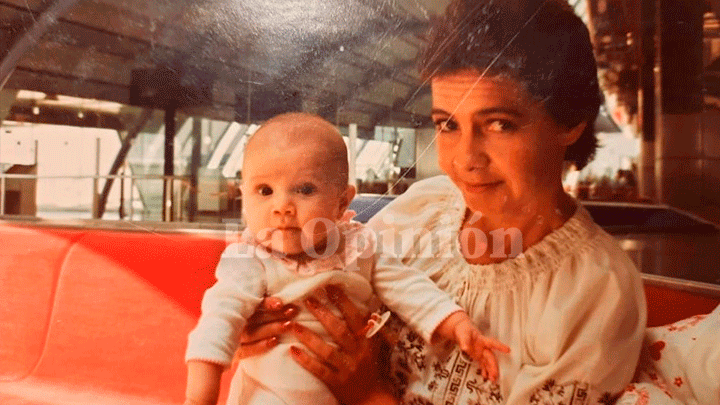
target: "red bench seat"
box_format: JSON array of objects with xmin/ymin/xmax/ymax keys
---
[{"xmin": 0, "ymin": 222, "xmax": 718, "ymax": 404}]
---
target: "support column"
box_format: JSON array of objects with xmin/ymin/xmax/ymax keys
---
[
  {"xmin": 638, "ymin": 0, "xmax": 656, "ymax": 201},
  {"xmin": 348, "ymin": 123, "xmax": 357, "ymax": 188},
  {"xmin": 162, "ymin": 105, "xmax": 176, "ymax": 221},
  {"xmin": 0, "ymin": 89, "xmax": 17, "ymax": 126},
  {"xmin": 656, "ymin": 0, "xmax": 704, "ymax": 212},
  {"xmin": 188, "ymin": 117, "xmax": 201, "ymax": 222}
]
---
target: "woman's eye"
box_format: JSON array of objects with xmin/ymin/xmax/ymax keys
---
[
  {"xmin": 487, "ymin": 119, "xmax": 517, "ymax": 132},
  {"xmin": 258, "ymin": 185, "xmax": 273, "ymax": 196},
  {"xmin": 297, "ymin": 184, "xmax": 316, "ymax": 195},
  {"xmin": 433, "ymin": 118, "xmax": 457, "ymax": 132}
]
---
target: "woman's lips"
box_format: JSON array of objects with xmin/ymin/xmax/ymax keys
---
[{"xmin": 463, "ymin": 181, "xmax": 503, "ymax": 193}]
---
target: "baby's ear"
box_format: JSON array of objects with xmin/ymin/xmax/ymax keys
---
[{"xmin": 338, "ymin": 185, "xmax": 356, "ymax": 217}]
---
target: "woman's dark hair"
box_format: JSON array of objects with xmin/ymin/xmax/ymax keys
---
[{"xmin": 420, "ymin": 0, "xmax": 601, "ymax": 170}]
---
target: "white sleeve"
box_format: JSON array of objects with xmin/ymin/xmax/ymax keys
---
[
  {"xmin": 372, "ymin": 253, "xmax": 464, "ymax": 343},
  {"xmin": 506, "ymin": 238, "xmax": 646, "ymax": 404},
  {"xmin": 367, "ymin": 176, "xmax": 465, "ymax": 343},
  {"xmin": 185, "ymin": 243, "xmax": 267, "ymax": 366}
]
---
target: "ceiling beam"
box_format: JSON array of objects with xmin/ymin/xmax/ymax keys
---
[
  {"xmin": 6, "ymin": 102, "xmax": 123, "ymax": 129},
  {"xmin": 6, "ymin": 67, "xmax": 129, "ymax": 103},
  {"xmin": 0, "ymin": 0, "xmax": 81, "ymax": 90}
]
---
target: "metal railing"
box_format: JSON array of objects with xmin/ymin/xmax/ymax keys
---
[{"xmin": 0, "ymin": 172, "xmax": 236, "ymax": 222}]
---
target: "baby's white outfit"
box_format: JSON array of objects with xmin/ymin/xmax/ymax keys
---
[{"xmin": 185, "ymin": 213, "xmax": 463, "ymax": 405}]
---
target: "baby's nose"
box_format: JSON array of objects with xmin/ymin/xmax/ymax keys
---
[{"xmin": 272, "ymin": 196, "xmax": 296, "ymax": 216}]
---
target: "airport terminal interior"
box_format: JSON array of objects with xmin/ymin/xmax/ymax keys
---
[{"xmin": 1, "ymin": 0, "xmax": 720, "ymax": 285}]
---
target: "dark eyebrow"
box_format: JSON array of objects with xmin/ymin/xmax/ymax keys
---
[{"xmin": 430, "ymin": 107, "xmax": 524, "ymax": 118}]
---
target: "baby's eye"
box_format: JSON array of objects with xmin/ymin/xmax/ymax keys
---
[
  {"xmin": 486, "ymin": 119, "xmax": 517, "ymax": 133},
  {"xmin": 433, "ymin": 117, "xmax": 457, "ymax": 132},
  {"xmin": 296, "ymin": 183, "xmax": 316, "ymax": 195},
  {"xmin": 258, "ymin": 185, "xmax": 273, "ymax": 196}
]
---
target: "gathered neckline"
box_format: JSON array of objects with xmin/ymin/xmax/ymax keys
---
[{"xmin": 430, "ymin": 176, "xmax": 600, "ymax": 290}]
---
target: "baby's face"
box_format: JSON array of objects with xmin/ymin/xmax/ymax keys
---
[{"xmin": 241, "ymin": 127, "xmax": 352, "ymax": 257}]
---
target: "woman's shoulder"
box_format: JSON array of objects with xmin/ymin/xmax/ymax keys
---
[{"xmin": 550, "ymin": 208, "xmax": 643, "ymax": 294}]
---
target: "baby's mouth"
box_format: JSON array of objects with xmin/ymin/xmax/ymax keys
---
[{"xmin": 274, "ymin": 226, "xmax": 301, "ymax": 233}]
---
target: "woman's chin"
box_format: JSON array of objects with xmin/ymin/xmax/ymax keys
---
[{"xmin": 461, "ymin": 190, "xmax": 509, "ymax": 216}]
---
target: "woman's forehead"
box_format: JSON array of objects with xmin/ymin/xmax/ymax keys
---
[{"xmin": 430, "ymin": 72, "xmax": 532, "ymax": 112}]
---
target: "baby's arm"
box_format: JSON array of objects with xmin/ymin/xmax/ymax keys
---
[
  {"xmin": 434, "ymin": 311, "xmax": 510, "ymax": 382},
  {"xmin": 184, "ymin": 361, "xmax": 224, "ymax": 405},
  {"xmin": 184, "ymin": 244, "xmax": 267, "ymax": 405},
  {"xmin": 370, "ymin": 250, "xmax": 509, "ymax": 381}
]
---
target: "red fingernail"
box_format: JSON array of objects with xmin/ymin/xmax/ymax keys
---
[
  {"xmin": 305, "ymin": 297, "xmax": 319, "ymax": 308},
  {"xmin": 282, "ymin": 321, "xmax": 292, "ymax": 329},
  {"xmin": 326, "ymin": 285, "xmax": 341, "ymax": 301},
  {"xmin": 284, "ymin": 305, "xmax": 298, "ymax": 317},
  {"xmin": 290, "ymin": 346, "xmax": 302, "ymax": 356},
  {"xmin": 267, "ymin": 337, "xmax": 278, "ymax": 347}
]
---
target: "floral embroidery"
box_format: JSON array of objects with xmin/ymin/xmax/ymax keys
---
[
  {"xmin": 465, "ymin": 378, "xmax": 503, "ymax": 404},
  {"xmin": 432, "ymin": 361, "xmax": 450, "ymax": 381},
  {"xmin": 529, "ymin": 380, "xmax": 590, "ymax": 405},
  {"xmin": 624, "ymin": 387, "xmax": 650, "ymax": 405},
  {"xmin": 666, "ymin": 314, "xmax": 707, "ymax": 332},
  {"xmin": 673, "ymin": 377, "xmax": 683, "ymax": 387},
  {"xmin": 636, "ymin": 389, "xmax": 650, "ymax": 405},
  {"xmin": 392, "ymin": 322, "xmax": 506, "ymax": 405},
  {"xmin": 396, "ymin": 330, "xmax": 426, "ymax": 370},
  {"xmin": 597, "ymin": 392, "xmax": 618, "ymax": 405},
  {"xmin": 648, "ymin": 341, "xmax": 665, "ymax": 361},
  {"xmin": 403, "ymin": 396, "xmax": 433, "ymax": 405}
]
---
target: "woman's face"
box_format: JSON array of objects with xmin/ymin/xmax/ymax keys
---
[{"xmin": 432, "ymin": 70, "xmax": 575, "ymax": 217}]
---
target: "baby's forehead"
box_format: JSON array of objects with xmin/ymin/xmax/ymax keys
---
[{"xmin": 258, "ymin": 118, "xmax": 339, "ymax": 144}]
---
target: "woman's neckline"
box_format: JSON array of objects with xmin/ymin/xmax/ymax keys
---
[{"xmin": 457, "ymin": 194, "xmax": 578, "ymax": 266}]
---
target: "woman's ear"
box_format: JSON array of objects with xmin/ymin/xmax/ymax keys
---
[
  {"xmin": 338, "ymin": 185, "xmax": 356, "ymax": 218},
  {"xmin": 562, "ymin": 121, "xmax": 587, "ymax": 146}
]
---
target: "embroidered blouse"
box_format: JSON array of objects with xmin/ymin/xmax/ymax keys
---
[{"xmin": 366, "ymin": 176, "xmax": 647, "ymax": 405}]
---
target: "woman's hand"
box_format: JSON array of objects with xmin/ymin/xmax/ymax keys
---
[
  {"xmin": 289, "ymin": 285, "xmax": 398, "ymax": 405},
  {"xmin": 233, "ymin": 297, "xmax": 299, "ymax": 363}
]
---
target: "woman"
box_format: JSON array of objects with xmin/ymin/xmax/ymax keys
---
[{"xmin": 240, "ymin": 0, "xmax": 646, "ymax": 403}]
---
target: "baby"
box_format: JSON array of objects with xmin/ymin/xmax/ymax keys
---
[{"xmin": 184, "ymin": 112, "xmax": 509, "ymax": 405}]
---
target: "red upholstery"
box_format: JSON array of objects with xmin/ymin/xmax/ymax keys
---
[
  {"xmin": 644, "ymin": 283, "xmax": 720, "ymax": 327},
  {"xmin": 0, "ymin": 226, "xmax": 85, "ymax": 381},
  {"xmin": 0, "ymin": 224, "xmax": 230, "ymax": 404},
  {"xmin": 0, "ymin": 222, "xmax": 718, "ymax": 404}
]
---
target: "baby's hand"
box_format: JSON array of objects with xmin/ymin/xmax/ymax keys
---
[{"xmin": 436, "ymin": 312, "xmax": 510, "ymax": 382}]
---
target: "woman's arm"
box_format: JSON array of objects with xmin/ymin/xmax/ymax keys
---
[
  {"xmin": 505, "ymin": 244, "xmax": 646, "ymax": 404},
  {"xmin": 289, "ymin": 285, "xmax": 400, "ymax": 405}
]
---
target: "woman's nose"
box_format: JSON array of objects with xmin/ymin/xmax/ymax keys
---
[{"xmin": 454, "ymin": 128, "xmax": 490, "ymax": 172}]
